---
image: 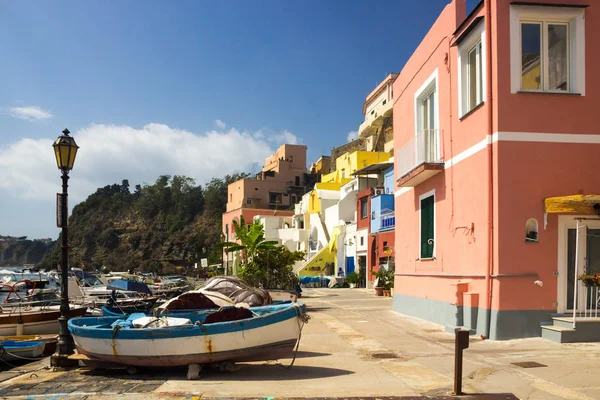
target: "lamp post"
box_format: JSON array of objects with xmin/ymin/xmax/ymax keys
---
[
  {"xmin": 50, "ymin": 129, "xmax": 79, "ymax": 368},
  {"xmin": 220, "ymin": 233, "xmax": 226, "ymax": 274}
]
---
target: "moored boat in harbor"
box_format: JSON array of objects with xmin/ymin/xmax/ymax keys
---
[
  {"xmin": 0, "ymin": 340, "xmax": 45, "ymax": 362},
  {"xmin": 69, "ymin": 302, "xmax": 308, "ymax": 367},
  {"xmin": 0, "ymin": 305, "xmax": 88, "ymax": 336}
]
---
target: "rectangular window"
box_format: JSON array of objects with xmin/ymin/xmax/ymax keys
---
[
  {"xmin": 269, "ymin": 192, "xmax": 282, "ymax": 204},
  {"xmin": 421, "ymin": 90, "xmax": 435, "ymax": 131},
  {"xmin": 520, "ymin": 21, "xmax": 569, "ymax": 92},
  {"xmin": 295, "ymin": 176, "xmax": 300, "ymax": 186},
  {"xmin": 458, "ymin": 22, "xmax": 485, "ymax": 117},
  {"xmin": 420, "ymin": 88, "xmax": 437, "ymax": 163},
  {"xmin": 360, "ymin": 199, "xmax": 368, "ymax": 219},
  {"xmin": 420, "ymin": 195, "xmax": 435, "ymax": 259},
  {"xmin": 467, "ymin": 41, "xmax": 483, "ymax": 111},
  {"xmin": 246, "ymin": 198, "xmax": 252, "ymax": 205},
  {"xmin": 360, "ymin": 237, "xmax": 364, "ymax": 246}
]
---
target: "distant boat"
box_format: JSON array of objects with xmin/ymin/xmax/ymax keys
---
[
  {"xmin": 67, "ymin": 269, "xmax": 146, "ymax": 305},
  {"xmin": 0, "ymin": 340, "xmax": 45, "ymax": 361},
  {"xmin": 69, "ymin": 302, "xmax": 308, "ymax": 367},
  {"xmin": 0, "ymin": 305, "xmax": 88, "ymax": 336}
]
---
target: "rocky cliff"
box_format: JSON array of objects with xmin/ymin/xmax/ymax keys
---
[
  {"xmin": 39, "ymin": 173, "xmax": 247, "ymax": 273},
  {"xmin": 0, "ymin": 236, "xmax": 56, "ymax": 266}
]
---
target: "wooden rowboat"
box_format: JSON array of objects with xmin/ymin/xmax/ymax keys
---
[
  {"xmin": 0, "ymin": 305, "xmax": 88, "ymax": 336},
  {"xmin": 69, "ymin": 303, "xmax": 308, "ymax": 367}
]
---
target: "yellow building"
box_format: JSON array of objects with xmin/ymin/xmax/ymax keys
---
[
  {"xmin": 321, "ymin": 150, "xmax": 390, "ymax": 184},
  {"xmin": 306, "ymin": 182, "xmax": 341, "ymax": 214}
]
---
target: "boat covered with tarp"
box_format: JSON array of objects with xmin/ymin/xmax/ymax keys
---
[
  {"xmin": 200, "ymin": 276, "xmax": 273, "ymax": 306},
  {"xmin": 69, "ymin": 302, "xmax": 308, "ymax": 367}
]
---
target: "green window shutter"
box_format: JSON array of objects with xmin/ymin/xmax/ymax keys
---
[{"xmin": 420, "ymin": 195, "xmax": 434, "ymax": 258}]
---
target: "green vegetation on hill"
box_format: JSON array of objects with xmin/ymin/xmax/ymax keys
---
[
  {"xmin": 0, "ymin": 236, "xmax": 56, "ymax": 267},
  {"xmin": 39, "ymin": 173, "xmax": 248, "ymax": 273}
]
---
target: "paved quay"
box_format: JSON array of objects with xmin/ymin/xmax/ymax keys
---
[{"xmin": 0, "ymin": 288, "xmax": 598, "ymax": 399}]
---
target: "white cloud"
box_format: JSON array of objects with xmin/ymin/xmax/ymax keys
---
[
  {"xmin": 0, "ymin": 123, "xmax": 301, "ymax": 203},
  {"xmin": 346, "ymin": 130, "xmax": 358, "ymax": 142},
  {"xmin": 7, "ymin": 106, "xmax": 53, "ymax": 121},
  {"xmin": 271, "ymin": 130, "xmax": 299, "ymax": 145},
  {"xmin": 214, "ymin": 119, "xmax": 226, "ymax": 129}
]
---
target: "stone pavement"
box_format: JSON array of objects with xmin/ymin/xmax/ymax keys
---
[{"xmin": 0, "ymin": 288, "xmax": 598, "ymax": 399}]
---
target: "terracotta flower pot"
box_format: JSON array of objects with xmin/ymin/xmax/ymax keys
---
[
  {"xmin": 374, "ymin": 287, "xmax": 384, "ymax": 296},
  {"xmin": 383, "ymin": 290, "xmax": 390, "ymax": 297}
]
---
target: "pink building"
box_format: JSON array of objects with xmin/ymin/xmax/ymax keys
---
[{"xmin": 393, "ymin": 0, "xmax": 599, "ymax": 341}]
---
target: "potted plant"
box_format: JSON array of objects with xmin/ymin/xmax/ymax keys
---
[
  {"xmin": 373, "ymin": 269, "xmax": 387, "ymax": 296},
  {"xmin": 578, "ymin": 273, "xmax": 600, "ymax": 287},
  {"xmin": 346, "ymin": 272, "xmax": 359, "ymax": 288},
  {"xmin": 385, "ymin": 268, "xmax": 395, "ymax": 297}
]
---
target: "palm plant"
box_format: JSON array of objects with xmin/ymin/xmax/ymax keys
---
[{"xmin": 219, "ymin": 216, "xmax": 278, "ymax": 265}]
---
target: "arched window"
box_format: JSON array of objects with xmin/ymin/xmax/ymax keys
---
[{"xmin": 526, "ymin": 218, "xmax": 539, "ymax": 242}]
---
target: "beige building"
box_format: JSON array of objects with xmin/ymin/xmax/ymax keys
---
[
  {"xmin": 359, "ymin": 73, "xmax": 397, "ymax": 154},
  {"xmin": 225, "ymin": 144, "xmax": 308, "ymax": 212}
]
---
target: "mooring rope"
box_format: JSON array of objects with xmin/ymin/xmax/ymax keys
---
[{"xmin": 276, "ymin": 304, "xmax": 310, "ymax": 369}]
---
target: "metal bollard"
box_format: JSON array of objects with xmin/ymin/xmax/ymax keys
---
[{"xmin": 453, "ymin": 329, "xmax": 470, "ymax": 395}]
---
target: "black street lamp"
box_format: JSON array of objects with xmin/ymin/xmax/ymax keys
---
[
  {"xmin": 50, "ymin": 129, "xmax": 79, "ymax": 368},
  {"xmin": 220, "ymin": 233, "xmax": 226, "ymax": 274}
]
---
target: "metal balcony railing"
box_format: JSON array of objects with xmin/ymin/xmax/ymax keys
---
[
  {"xmin": 381, "ymin": 212, "xmax": 396, "ymax": 230},
  {"xmin": 396, "ymin": 129, "xmax": 443, "ymax": 179}
]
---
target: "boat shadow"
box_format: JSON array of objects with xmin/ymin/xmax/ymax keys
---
[
  {"xmin": 283, "ymin": 351, "xmax": 331, "ymax": 358},
  {"xmin": 83, "ymin": 362, "xmax": 352, "ymax": 381},
  {"xmin": 201, "ymin": 364, "xmax": 354, "ymax": 381}
]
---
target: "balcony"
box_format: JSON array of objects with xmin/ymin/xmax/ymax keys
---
[
  {"xmin": 370, "ymin": 194, "xmax": 395, "ymax": 234},
  {"xmin": 380, "ymin": 211, "xmax": 395, "ymax": 231},
  {"xmin": 396, "ymin": 129, "xmax": 444, "ymax": 188}
]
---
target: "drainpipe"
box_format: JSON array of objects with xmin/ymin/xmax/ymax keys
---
[{"xmin": 483, "ymin": 0, "xmax": 494, "ymax": 339}]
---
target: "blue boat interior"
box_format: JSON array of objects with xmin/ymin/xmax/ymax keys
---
[
  {"xmin": 0, "ymin": 340, "xmax": 45, "ymax": 349},
  {"xmin": 70, "ymin": 303, "xmax": 306, "ymax": 335}
]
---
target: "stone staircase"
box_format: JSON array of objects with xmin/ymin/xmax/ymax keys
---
[{"xmin": 541, "ymin": 314, "xmax": 600, "ymax": 343}]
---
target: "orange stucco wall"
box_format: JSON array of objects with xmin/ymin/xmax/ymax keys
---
[
  {"xmin": 392, "ymin": 0, "xmax": 600, "ymax": 324},
  {"xmin": 495, "ymin": 141, "xmax": 600, "ymax": 311}
]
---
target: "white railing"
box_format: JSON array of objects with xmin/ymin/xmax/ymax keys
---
[
  {"xmin": 396, "ymin": 129, "xmax": 443, "ymax": 179},
  {"xmin": 576, "ymin": 286, "xmax": 600, "ymax": 322},
  {"xmin": 572, "ymin": 220, "xmax": 600, "ymax": 327}
]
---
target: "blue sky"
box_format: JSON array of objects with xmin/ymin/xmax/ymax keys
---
[{"xmin": 0, "ymin": 0, "xmax": 479, "ymax": 239}]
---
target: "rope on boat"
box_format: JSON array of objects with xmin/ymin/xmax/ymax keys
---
[
  {"xmin": 276, "ymin": 304, "xmax": 310, "ymax": 370},
  {"xmin": 0, "ymin": 346, "xmax": 44, "ymax": 367},
  {"xmin": 2, "ymin": 350, "xmax": 44, "ymax": 361}
]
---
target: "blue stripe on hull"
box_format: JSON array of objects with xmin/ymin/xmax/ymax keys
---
[{"xmin": 69, "ymin": 303, "xmax": 306, "ymax": 339}]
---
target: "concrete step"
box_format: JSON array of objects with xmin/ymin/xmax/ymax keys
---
[
  {"xmin": 542, "ymin": 318, "xmax": 600, "ymax": 343},
  {"xmin": 552, "ymin": 316, "xmax": 600, "ymax": 329},
  {"xmin": 552, "ymin": 317, "xmax": 577, "ymax": 329},
  {"xmin": 541, "ymin": 325, "xmax": 577, "ymax": 343}
]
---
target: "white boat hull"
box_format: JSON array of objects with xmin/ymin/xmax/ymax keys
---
[
  {"xmin": 0, "ymin": 320, "xmax": 60, "ymax": 337},
  {"xmin": 71, "ymin": 304, "xmax": 306, "ymax": 367},
  {"xmin": 1, "ymin": 342, "xmax": 45, "ymax": 361}
]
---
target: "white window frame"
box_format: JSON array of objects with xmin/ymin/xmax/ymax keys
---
[
  {"xmin": 418, "ymin": 189, "xmax": 436, "ymax": 260},
  {"xmin": 510, "ymin": 5, "xmax": 585, "ymax": 95},
  {"xmin": 458, "ymin": 21, "xmax": 486, "ymax": 117},
  {"xmin": 414, "ymin": 69, "xmax": 439, "ymax": 136}
]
